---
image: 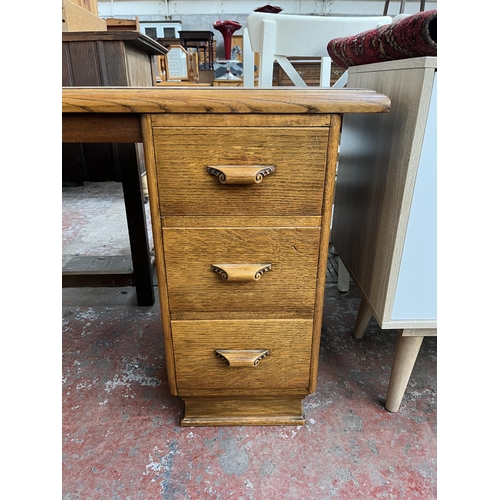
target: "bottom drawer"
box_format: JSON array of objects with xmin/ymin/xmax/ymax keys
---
[{"xmin": 172, "ymin": 319, "xmax": 313, "ymax": 393}]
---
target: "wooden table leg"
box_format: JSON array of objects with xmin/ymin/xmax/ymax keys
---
[
  {"xmin": 385, "ymin": 330, "xmax": 424, "ymax": 412},
  {"xmin": 115, "ymin": 144, "xmax": 155, "ymax": 306}
]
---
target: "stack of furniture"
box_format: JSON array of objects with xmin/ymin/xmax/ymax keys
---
[
  {"xmin": 156, "ymin": 32, "xmax": 216, "ymax": 85},
  {"xmin": 155, "ymin": 46, "xmax": 211, "ymax": 86}
]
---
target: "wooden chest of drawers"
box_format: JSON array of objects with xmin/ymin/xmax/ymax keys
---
[
  {"xmin": 147, "ymin": 113, "xmax": 335, "ymax": 426},
  {"xmin": 62, "ymin": 87, "xmax": 390, "ymax": 426}
]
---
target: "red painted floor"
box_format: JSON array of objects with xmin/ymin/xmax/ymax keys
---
[{"xmin": 62, "ymin": 183, "xmax": 437, "ymax": 498}]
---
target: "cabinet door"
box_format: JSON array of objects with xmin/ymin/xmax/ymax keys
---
[{"xmin": 391, "ymin": 74, "xmax": 437, "ymax": 322}]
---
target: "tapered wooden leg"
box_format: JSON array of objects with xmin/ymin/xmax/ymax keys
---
[
  {"xmin": 337, "ymin": 258, "xmax": 350, "ymax": 292},
  {"xmin": 353, "ymin": 298, "xmax": 372, "ymax": 339},
  {"xmin": 385, "ymin": 331, "xmax": 424, "ymax": 412}
]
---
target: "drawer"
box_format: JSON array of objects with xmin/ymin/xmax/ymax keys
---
[
  {"xmin": 152, "ymin": 126, "xmax": 329, "ymax": 216},
  {"xmin": 163, "ymin": 227, "xmax": 321, "ymax": 315},
  {"xmin": 171, "ymin": 319, "xmax": 313, "ymax": 392}
]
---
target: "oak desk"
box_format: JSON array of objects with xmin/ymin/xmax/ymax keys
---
[{"xmin": 63, "ymin": 87, "xmax": 390, "ymax": 426}]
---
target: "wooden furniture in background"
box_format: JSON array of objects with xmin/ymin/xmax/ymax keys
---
[
  {"xmin": 155, "ymin": 37, "xmax": 181, "ymax": 49},
  {"xmin": 157, "ymin": 53, "xmax": 168, "ymax": 82},
  {"xmin": 274, "ymin": 58, "xmax": 346, "ymax": 87},
  {"xmin": 62, "ymin": 0, "xmax": 106, "ymax": 32},
  {"xmin": 212, "ymin": 79, "xmax": 243, "ymax": 87},
  {"xmin": 105, "ymin": 16, "xmax": 140, "ymax": 32},
  {"xmin": 156, "ymin": 33, "xmax": 216, "ymax": 85},
  {"xmin": 331, "ymin": 57, "xmax": 437, "ymax": 412},
  {"xmin": 156, "ymin": 81, "xmax": 211, "ymax": 87},
  {"xmin": 383, "ymin": 0, "xmax": 426, "ymax": 15},
  {"xmin": 157, "ymin": 49, "xmax": 203, "ymax": 85},
  {"xmin": 165, "ymin": 44, "xmax": 190, "ymax": 80},
  {"xmin": 178, "ymin": 30, "xmax": 215, "ymax": 70},
  {"xmin": 62, "ymin": 32, "xmax": 167, "ymax": 306},
  {"xmin": 62, "ymin": 87, "xmax": 390, "ymax": 426}
]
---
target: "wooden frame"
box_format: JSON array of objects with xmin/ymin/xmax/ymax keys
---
[
  {"xmin": 105, "ymin": 16, "xmax": 140, "ymax": 32},
  {"xmin": 166, "ymin": 45, "xmax": 190, "ymax": 81},
  {"xmin": 157, "ymin": 48, "xmax": 200, "ymax": 84}
]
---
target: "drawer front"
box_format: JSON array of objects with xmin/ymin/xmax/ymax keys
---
[
  {"xmin": 163, "ymin": 227, "xmax": 320, "ymax": 314},
  {"xmin": 172, "ymin": 319, "xmax": 313, "ymax": 392},
  {"xmin": 152, "ymin": 126, "xmax": 329, "ymax": 216}
]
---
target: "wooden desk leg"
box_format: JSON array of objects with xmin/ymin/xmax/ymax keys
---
[
  {"xmin": 385, "ymin": 330, "xmax": 424, "ymax": 412},
  {"xmin": 115, "ymin": 144, "xmax": 155, "ymax": 306},
  {"xmin": 353, "ymin": 297, "xmax": 372, "ymax": 339}
]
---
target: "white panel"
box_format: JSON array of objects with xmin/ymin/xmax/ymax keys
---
[
  {"xmin": 97, "ymin": 1, "xmax": 438, "ymax": 19},
  {"xmin": 391, "ymin": 74, "xmax": 437, "ymax": 321}
]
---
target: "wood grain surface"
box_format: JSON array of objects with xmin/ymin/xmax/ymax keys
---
[
  {"xmin": 153, "ymin": 125, "xmax": 328, "ymax": 217},
  {"xmin": 62, "ymin": 87, "xmax": 391, "ymax": 114},
  {"xmin": 181, "ymin": 396, "xmax": 306, "ymax": 426},
  {"xmin": 171, "ymin": 319, "xmax": 313, "ymax": 392},
  {"xmin": 162, "ymin": 227, "xmax": 320, "ymax": 315},
  {"xmin": 63, "ymin": 82, "xmax": 391, "ymax": 425}
]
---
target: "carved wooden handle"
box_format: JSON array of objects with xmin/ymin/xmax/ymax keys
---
[
  {"xmin": 211, "ymin": 263, "xmax": 272, "ymax": 282},
  {"xmin": 207, "ymin": 165, "xmax": 275, "ymax": 184},
  {"xmin": 215, "ymin": 349, "xmax": 270, "ymax": 367}
]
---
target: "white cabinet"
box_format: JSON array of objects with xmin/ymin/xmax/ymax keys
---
[{"xmin": 332, "ymin": 56, "xmax": 437, "ymax": 411}]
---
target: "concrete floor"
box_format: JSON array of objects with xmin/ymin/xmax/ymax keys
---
[{"xmin": 62, "ymin": 182, "xmax": 437, "ymax": 499}]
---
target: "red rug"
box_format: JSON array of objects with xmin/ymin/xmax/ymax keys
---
[{"xmin": 327, "ymin": 9, "xmax": 437, "ymax": 68}]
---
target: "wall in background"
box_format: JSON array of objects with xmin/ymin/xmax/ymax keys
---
[{"xmin": 97, "ymin": 0, "xmax": 437, "ymax": 56}]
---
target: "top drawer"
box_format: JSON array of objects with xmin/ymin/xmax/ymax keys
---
[{"xmin": 151, "ymin": 122, "xmax": 329, "ymax": 217}]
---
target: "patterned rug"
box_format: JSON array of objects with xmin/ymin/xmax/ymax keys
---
[{"xmin": 327, "ymin": 9, "xmax": 437, "ymax": 68}]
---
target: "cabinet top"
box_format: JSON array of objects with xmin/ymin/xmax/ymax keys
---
[
  {"xmin": 62, "ymin": 87, "xmax": 390, "ymax": 115},
  {"xmin": 349, "ymin": 56, "xmax": 437, "ymax": 74},
  {"xmin": 61, "ymin": 31, "xmax": 168, "ymax": 55}
]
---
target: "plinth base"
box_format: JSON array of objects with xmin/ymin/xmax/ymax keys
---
[{"xmin": 180, "ymin": 396, "xmax": 306, "ymax": 427}]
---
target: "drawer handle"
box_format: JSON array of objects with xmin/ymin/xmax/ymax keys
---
[
  {"xmin": 207, "ymin": 165, "xmax": 275, "ymax": 184},
  {"xmin": 215, "ymin": 349, "xmax": 270, "ymax": 367},
  {"xmin": 211, "ymin": 263, "xmax": 272, "ymax": 282}
]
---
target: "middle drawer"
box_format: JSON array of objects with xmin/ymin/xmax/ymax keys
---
[{"xmin": 163, "ymin": 227, "xmax": 321, "ymax": 315}]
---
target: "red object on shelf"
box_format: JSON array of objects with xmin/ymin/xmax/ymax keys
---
[
  {"xmin": 213, "ymin": 20, "xmax": 242, "ymax": 60},
  {"xmin": 254, "ymin": 5, "xmax": 283, "ymax": 13}
]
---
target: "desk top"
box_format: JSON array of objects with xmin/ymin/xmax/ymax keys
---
[{"xmin": 62, "ymin": 87, "xmax": 391, "ymax": 115}]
